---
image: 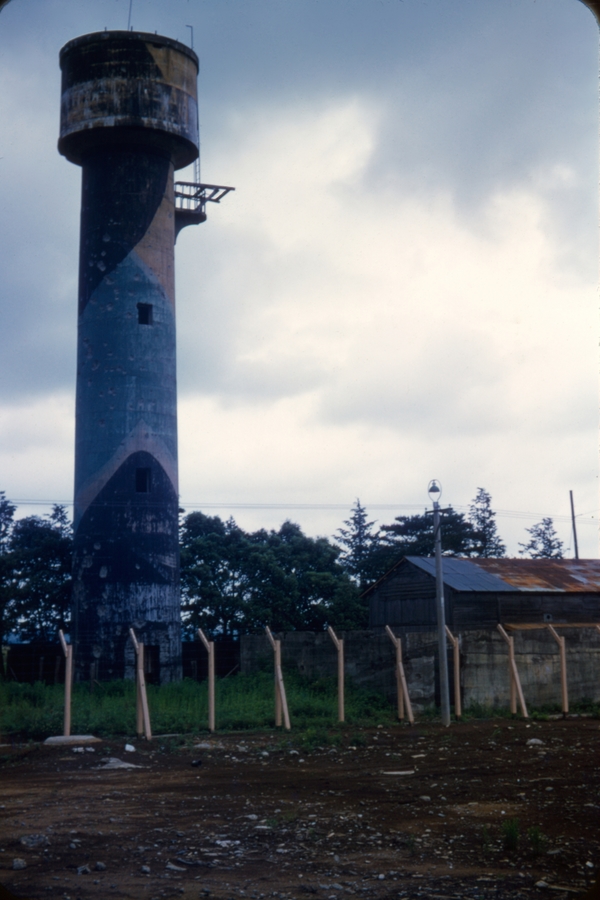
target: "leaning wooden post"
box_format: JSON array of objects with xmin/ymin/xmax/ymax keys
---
[
  {"xmin": 445, "ymin": 626, "xmax": 462, "ymax": 719},
  {"xmin": 58, "ymin": 629, "xmax": 72, "ymax": 738},
  {"xmin": 129, "ymin": 629, "xmax": 152, "ymax": 740},
  {"xmin": 275, "ymin": 640, "xmax": 283, "ymax": 726},
  {"xmin": 385, "ymin": 625, "xmax": 414, "ymax": 725},
  {"xmin": 497, "ymin": 625, "xmax": 528, "ymax": 718},
  {"xmin": 497, "ymin": 624, "xmax": 516, "ymax": 713},
  {"xmin": 327, "ymin": 627, "xmax": 345, "ymax": 723},
  {"xmin": 547, "ymin": 625, "xmax": 568, "ymax": 715},
  {"xmin": 198, "ymin": 629, "xmax": 215, "ymax": 732},
  {"xmin": 267, "ymin": 628, "xmax": 281, "ymax": 726},
  {"xmin": 136, "ymin": 643, "xmax": 144, "ymax": 736},
  {"xmin": 396, "ymin": 638, "xmax": 405, "ymax": 721},
  {"xmin": 265, "ymin": 627, "xmax": 291, "ymax": 730}
]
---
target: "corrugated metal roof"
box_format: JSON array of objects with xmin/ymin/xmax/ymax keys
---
[
  {"xmin": 469, "ymin": 558, "xmax": 600, "ymax": 593},
  {"xmin": 405, "ymin": 557, "xmax": 600, "ymax": 593}
]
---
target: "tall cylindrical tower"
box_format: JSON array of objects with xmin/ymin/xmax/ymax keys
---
[{"xmin": 59, "ymin": 31, "xmax": 199, "ymax": 682}]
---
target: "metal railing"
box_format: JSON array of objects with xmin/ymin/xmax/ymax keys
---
[{"xmin": 174, "ymin": 181, "xmax": 235, "ymax": 214}]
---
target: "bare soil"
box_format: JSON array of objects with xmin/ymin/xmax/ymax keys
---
[{"xmin": 0, "ymin": 717, "xmax": 598, "ymax": 900}]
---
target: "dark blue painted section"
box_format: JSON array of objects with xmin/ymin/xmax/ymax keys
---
[
  {"xmin": 72, "ymin": 451, "xmax": 180, "ymax": 682},
  {"xmin": 61, "ymin": 35, "xmax": 163, "ymax": 87},
  {"xmin": 78, "ymin": 150, "xmax": 169, "ymax": 311}
]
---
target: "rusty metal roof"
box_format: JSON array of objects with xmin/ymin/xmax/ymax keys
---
[
  {"xmin": 469, "ymin": 558, "xmax": 600, "ymax": 593},
  {"xmin": 407, "ymin": 557, "xmax": 600, "ymax": 593}
]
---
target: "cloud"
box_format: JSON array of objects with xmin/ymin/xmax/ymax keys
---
[
  {"xmin": 172, "ymin": 93, "xmax": 597, "ymax": 554},
  {"xmin": 0, "ymin": 46, "xmax": 79, "ymax": 401},
  {"xmin": 0, "ymin": 393, "xmax": 74, "ymax": 508},
  {"xmin": 177, "ymin": 97, "xmax": 596, "ymax": 442},
  {"xmin": 0, "ymin": 0, "xmax": 596, "ymax": 558}
]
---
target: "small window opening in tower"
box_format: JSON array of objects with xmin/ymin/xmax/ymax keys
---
[
  {"xmin": 136, "ymin": 467, "xmax": 151, "ymax": 493},
  {"xmin": 137, "ymin": 303, "xmax": 153, "ymax": 325}
]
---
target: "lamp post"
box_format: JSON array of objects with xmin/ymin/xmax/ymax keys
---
[{"xmin": 428, "ymin": 480, "xmax": 451, "ymax": 727}]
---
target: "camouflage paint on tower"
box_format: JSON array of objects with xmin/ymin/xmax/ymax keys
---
[{"xmin": 59, "ymin": 31, "xmax": 199, "ymax": 682}]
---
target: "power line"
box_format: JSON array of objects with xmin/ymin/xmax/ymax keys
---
[{"xmin": 7, "ymin": 497, "xmax": 598, "ymax": 524}]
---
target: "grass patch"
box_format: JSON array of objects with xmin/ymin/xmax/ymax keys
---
[
  {"xmin": 481, "ymin": 825, "xmax": 492, "ymax": 854},
  {"xmin": 528, "ymin": 699, "xmax": 600, "ymax": 720},
  {"xmin": 0, "ymin": 672, "xmax": 398, "ymax": 740},
  {"xmin": 527, "ymin": 825, "xmax": 547, "ymax": 856},
  {"xmin": 568, "ymin": 699, "xmax": 600, "ymax": 717},
  {"xmin": 462, "ymin": 703, "xmax": 514, "ymax": 720},
  {"xmin": 6, "ymin": 672, "xmax": 592, "ymax": 740},
  {"xmin": 501, "ymin": 817, "xmax": 520, "ymax": 853}
]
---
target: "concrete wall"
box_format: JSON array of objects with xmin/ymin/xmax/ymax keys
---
[
  {"xmin": 241, "ymin": 628, "xmax": 600, "ymax": 710},
  {"xmin": 241, "ymin": 631, "xmax": 438, "ymax": 707},
  {"xmin": 461, "ymin": 627, "xmax": 600, "ymax": 708}
]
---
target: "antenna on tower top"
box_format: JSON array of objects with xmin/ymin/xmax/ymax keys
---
[{"xmin": 127, "ymin": 0, "xmax": 133, "ymax": 31}]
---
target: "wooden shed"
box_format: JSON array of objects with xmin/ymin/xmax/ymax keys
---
[{"xmin": 366, "ymin": 557, "xmax": 600, "ymax": 632}]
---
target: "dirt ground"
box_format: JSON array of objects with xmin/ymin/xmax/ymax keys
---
[{"xmin": 0, "ymin": 717, "xmax": 598, "ymax": 900}]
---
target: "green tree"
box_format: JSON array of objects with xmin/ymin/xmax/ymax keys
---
[
  {"xmin": 371, "ymin": 507, "xmax": 478, "ymax": 578},
  {"xmin": 180, "ymin": 512, "xmax": 365, "ymax": 638},
  {"xmin": 519, "ymin": 517, "xmax": 563, "ymax": 559},
  {"xmin": 469, "ymin": 488, "xmax": 506, "ymax": 558},
  {"xmin": 335, "ymin": 499, "xmax": 380, "ymax": 591},
  {"xmin": 180, "ymin": 512, "xmax": 252, "ymax": 638},
  {"xmin": 0, "ymin": 492, "xmax": 16, "ymax": 654},
  {"xmin": 261, "ymin": 520, "xmax": 367, "ymax": 631},
  {"xmin": 8, "ymin": 505, "xmax": 73, "ymax": 641}
]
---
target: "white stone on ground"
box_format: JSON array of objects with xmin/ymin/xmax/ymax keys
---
[{"xmin": 44, "ymin": 735, "xmax": 101, "ymax": 745}]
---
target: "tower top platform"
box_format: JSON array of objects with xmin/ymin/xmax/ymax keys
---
[{"xmin": 58, "ymin": 30, "xmax": 199, "ymax": 169}]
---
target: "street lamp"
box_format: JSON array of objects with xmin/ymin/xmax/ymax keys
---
[{"xmin": 428, "ymin": 480, "xmax": 451, "ymax": 727}]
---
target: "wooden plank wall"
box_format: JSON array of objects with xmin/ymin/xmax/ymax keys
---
[
  {"xmin": 498, "ymin": 592, "xmax": 600, "ymax": 624},
  {"xmin": 368, "ymin": 563, "xmax": 437, "ymax": 630},
  {"xmin": 368, "ymin": 560, "xmax": 600, "ymax": 632}
]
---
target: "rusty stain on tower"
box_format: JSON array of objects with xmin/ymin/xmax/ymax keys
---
[{"xmin": 58, "ymin": 30, "xmax": 233, "ymax": 682}]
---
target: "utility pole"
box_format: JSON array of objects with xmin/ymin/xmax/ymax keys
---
[
  {"xmin": 428, "ymin": 480, "xmax": 451, "ymax": 727},
  {"xmin": 569, "ymin": 490, "xmax": 579, "ymax": 560}
]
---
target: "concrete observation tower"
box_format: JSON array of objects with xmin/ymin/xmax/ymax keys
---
[{"xmin": 58, "ymin": 31, "xmax": 232, "ymax": 682}]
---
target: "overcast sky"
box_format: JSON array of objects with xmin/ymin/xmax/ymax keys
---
[{"xmin": 0, "ymin": 0, "xmax": 598, "ymax": 556}]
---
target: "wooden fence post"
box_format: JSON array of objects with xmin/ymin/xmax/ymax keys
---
[
  {"xmin": 274, "ymin": 639, "xmax": 282, "ymax": 727},
  {"xmin": 198, "ymin": 629, "xmax": 215, "ymax": 732},
  {"xmin": 136, "ymin": 643, "xmax": 144, "ymax": 736},
  {"xmin": 265, "ymin": 627, "xmax": 291, "ymax": 730},
  {"xmin": 58, "ymin": 629, "xmax": 72, "ymax": 738},
  {"xmin": 547, "ymin": 625, "xmax": 568, "ymax": 715},
  {"xmin": 445, "ymin": 626, "xmax": 462, "ymax": 719},
  {"xmin": 129, "ymin": 629, "xmax": 152, "ymax": 739},
  {"xmin": 497, "ymin": 625, "xmax": 528, "ymax": 718},
  {"xmin": 327, "ymin": 627, "xmax": 345, "ymax": 723},
  {"xmin": 385, "ymin": 626, "xmax": 414, "ymax": 724}
]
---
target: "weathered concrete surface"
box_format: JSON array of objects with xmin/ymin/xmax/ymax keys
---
[
  {"xmin": 241, "ymin": 628, "xmax": 600, "ymax": 710},
  {"xmin": 241, "ymin": 631, "xmax": 438, "ymax": 709},
  {"xmin": 461, "ymin": 627, "xmax": 600, "ymax": 708}
]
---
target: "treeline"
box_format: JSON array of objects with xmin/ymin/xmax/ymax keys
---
[
  {"xmin": 0, "ymin": 488, "xmax": 564, "ymax": 642},
  {"xmin": 0, "ymin": 495, "xmax": 72, "ymax": 646}
]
